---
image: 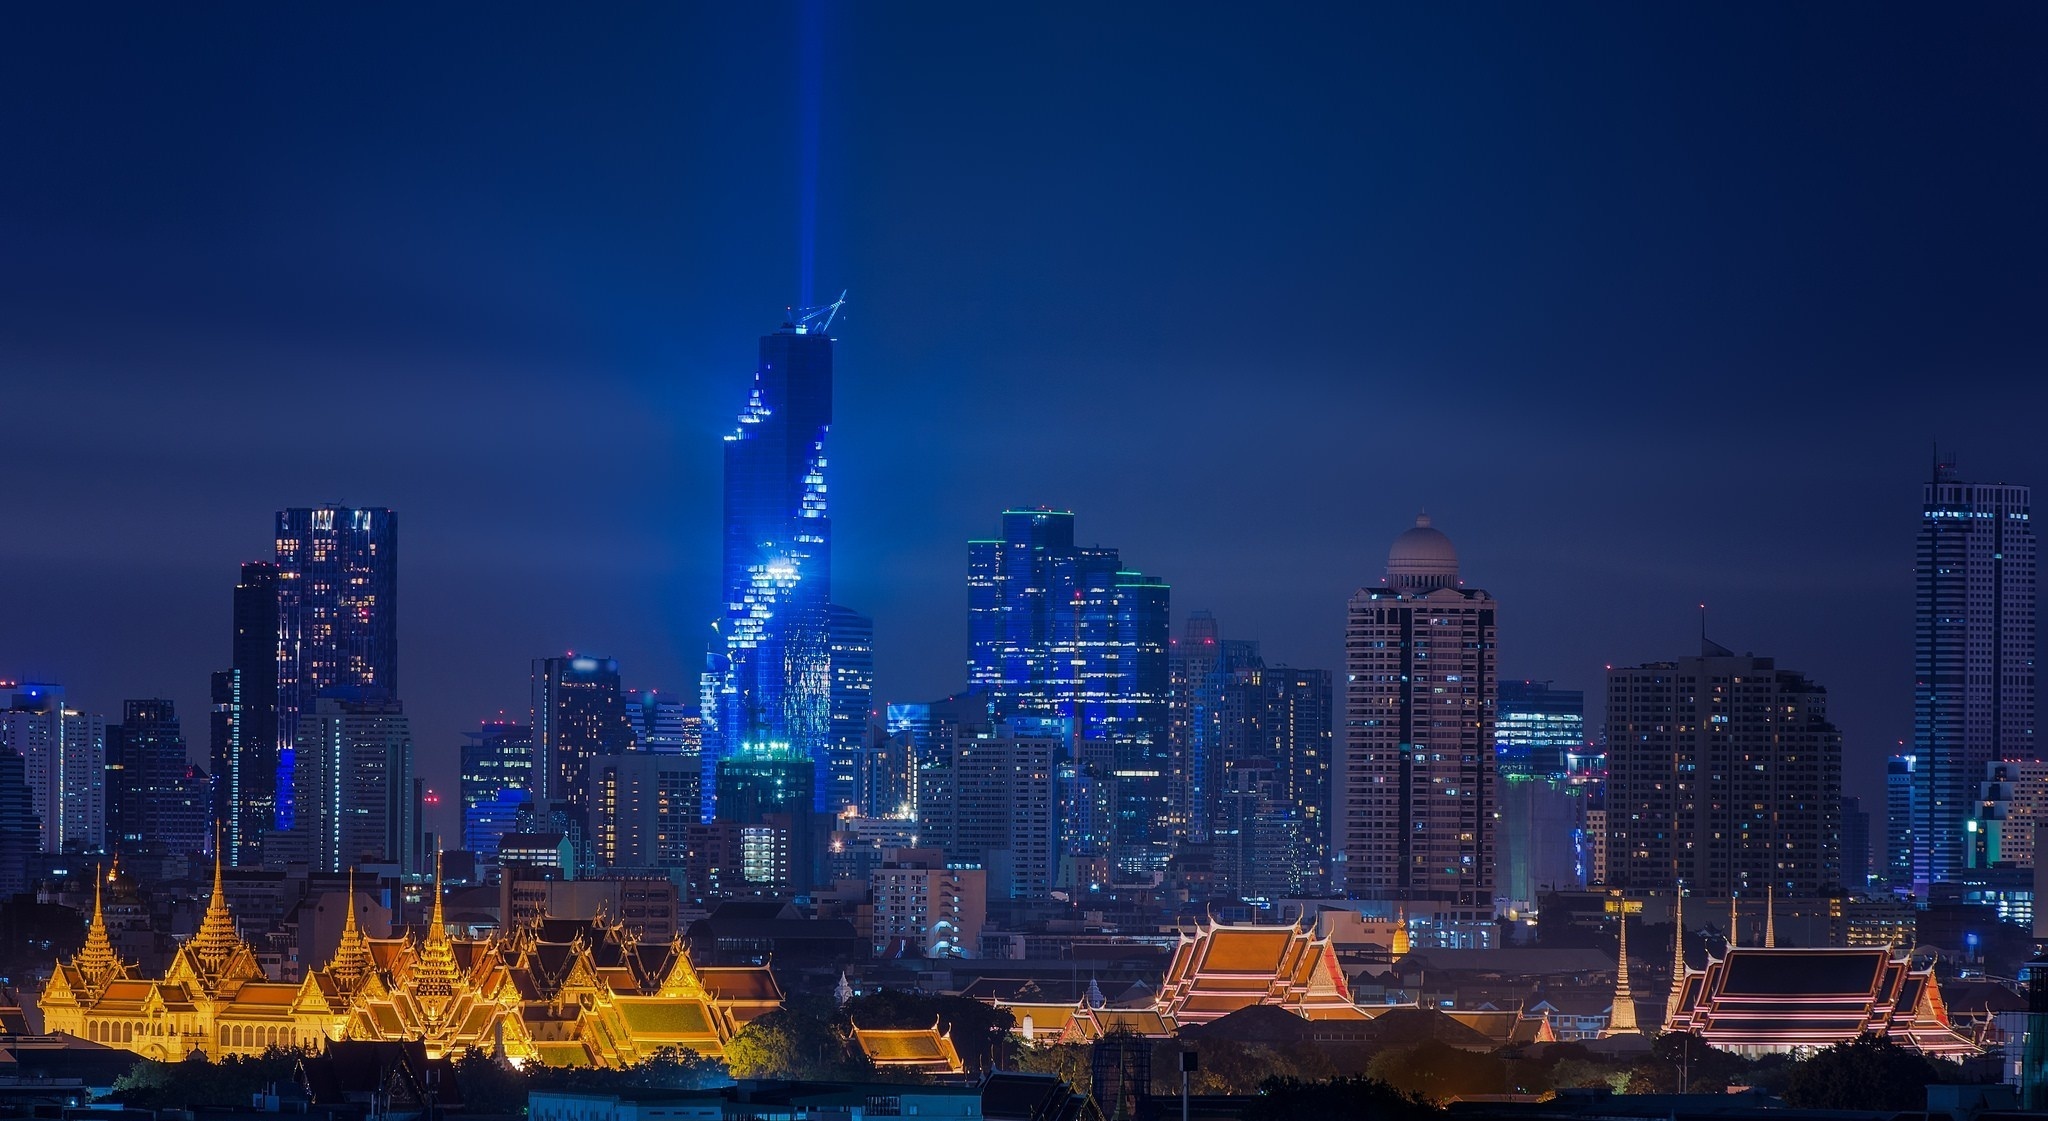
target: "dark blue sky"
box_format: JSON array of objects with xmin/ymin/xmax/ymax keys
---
[{"xmin": 4, "ymin": 4, "xmax": 2046, "ymax": 824}]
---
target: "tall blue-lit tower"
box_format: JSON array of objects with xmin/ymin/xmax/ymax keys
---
[{"xmin": 709, "ymin": 299, "xmax": 841, "ymax": 818}]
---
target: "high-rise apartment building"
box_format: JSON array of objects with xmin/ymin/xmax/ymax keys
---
[
  {"xmin": 1606, "ymin": 645, "xmax": 1843, "ymax": 898},
  {"xmin": 713, "ymin": 743, "xmax": 820, "ymax": 893},
  {"xmin": 292, "ymin": 693, "xmax": 414, "ymax": 872},
  {"xmin": 1495, "ymin": 681, "xmax": 1593, "ymax": 909},
  {"xmin": 1914, "ymin": 462, "xmax": 2035, "ymax": 890},
  {"xmin": 588, "ymin": 752, "xmax": 697, "ymax": 870},
  {"xmin": 212, "ymin": 561, "xmax": 280, "ymax": 866},
  {"xmin": 1213, "ymin": 665, "xmax": 1334, "ymax": 898},
  {"xmin": 1167, "ymin": 612, "xmax": 1261, "ymax": 842},
  {"xmin": 0, "ymin": 683, "xmax": 105, "ymax": 854},
  {"xmin": 1340, "ymin": 515, "xmax": 1498, "ymax": 910},
  {"xmin": 106, "ymin": 699, "xmax": 194, "ymax": 858},
  {"xmin": 273, "ymin": 507, "xmax": 397, "ymax": 833},
  {"xmin": 1842, "ymin": 795, "xmax": 1872, "ymax": 890},
  {"xmin": 825, "ymin": 605, "xmax": 875, "ymax": 814},
  {"xmin": 967, "ymin": 509, "xmax": 1170, "ymax": 875},
  {"xmin": 918, "ymin": 723, "xmax": 1061, "ymax": 902},
  {"xmin": 710, "ymin": 312, "xmax": 836, "ymax": 777},
  {"xmin": 0, "ymin": 749, "xmax": 39, "ymax": 895},
  {"xmin": 1967, "ymin": 758, "xmax": 2048, "ymax": 870},
  {"xmin": 530, "ymin": 655, "xmax": 631, "ymax": 821},
  {"xmin": 869, "ymin": 848, "xmax": 986, "ymax": 959},
  {"xmin": 461, "ymin": 721, "xmax": 534, "ymax": 859}
]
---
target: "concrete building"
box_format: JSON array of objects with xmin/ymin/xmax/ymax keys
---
[
  {"xmin": 290, "ymin": 694, "xmax": 415, "ymax": 873},
  {"xmin": 920, "ymin": 723, "xmax": 1059, "ymax": 901},
  {"xmin": 1914, "ymin": 462, "xmax": 2035, "ymax": 891},
  {"xmin": 587, "ymin": 751, "xmax": 697, "ymax": 870},
  {"xmin": 1606, "ymin": 645, "xmax": 1843, "ymax": 898},
  {"xmin": 1340, "ymin": 515, "xmax": 1498, "ymax": 915},
  {"xmin": 869, "ymin": 847, "xmax": 985, "ymax": 958}
]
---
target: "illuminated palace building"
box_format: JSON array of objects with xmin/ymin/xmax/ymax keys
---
[
  {"xmin": 42, "ymin": 859, "xmax": 781, "ymax": 1066},
  {"xmin": 1340, "ymin": 515, "xmax": 1497, "ymax": 942},
  {"xmin": 967, "ymin": 509, "xmax": 1171, "ymax": 876}
]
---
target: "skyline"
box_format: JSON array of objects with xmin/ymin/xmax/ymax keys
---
[{"xmin": 8, "ymin": 4, "xmax": 2048, "ymax": 825}]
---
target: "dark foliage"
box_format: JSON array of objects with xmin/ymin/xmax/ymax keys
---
[
  {"xmin": 1781, "ymin": 1034, "xmax": 1965, "ymax": 1111},
  {"xmin": 1248, "ymin": 1075, "xmax": 1440, "ymax": 1121},
  {"xmin": 109, "ymin": 1047, "xmax": 305, "ymax": 1109}
]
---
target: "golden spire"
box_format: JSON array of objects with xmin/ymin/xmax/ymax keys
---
[
  {"xmin": 410, "ymin": 848, "xmax": 459, "ymax": 1021},
  {"xmin": 188, "ymin": 837, "xmax": 243, "ymax": 975},
  {"xmin": 1764, "ymin": 884, "xmax": 1776, "ymax": 949},
  {"xmin": 1665, "ymin": 888, "xmax": 1687, "ymax": 1028},
  {"xmin": 1727, "ymin": 892, "xmax": 1739, "ymax": 949},
  {"xmin": 73, "ymin": 864, "xmax": 125, "ymax": 991},
  {"xmin": 1390, "ymin": 901, "xmax": 1411, "ymax": 958},
  {"xmin": 1605, "ymin": 903, "xmax": 1639, "ymax": 1035},
  {"xmin": 328, "ymin": 869, "xmax": 374, "ymax": 990}
]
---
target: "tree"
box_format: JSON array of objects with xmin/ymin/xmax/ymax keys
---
[
  {"xmin": 1649, "ymin": 1031, "xmax": 1753, "ymax": 1093},
  {"xmin": 109, "ymin": 1047, "xmax": 305, "ymax": 1110},
  {"xmin": 1365, "ymin": 1040, "xmax": 1508, "ymax": 1102},
  {"xmin": 1248, "ymin": 1076, "xmax": 1438, "ymax": 1121},
  {"xmin": 1782, "ymin": 1035, "xmax": 1958, "ymax": 1111},
  {"xmin": 725, "ymin": 1009, "xmax": 871, "ymax": 1081},
  {"xmin": 1013, "ymin": 1042, "xmax": 1091, "ymax": 1095}
]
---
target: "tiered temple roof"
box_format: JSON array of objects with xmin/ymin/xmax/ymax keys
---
[
  {"xmin": 1664, "ymin": 945, "xmax": 1981, "ymax": 1057},
  {"xmin": 851, "ymin": 1019, "xmax": 965, "ymax": 1075},
  {"xmin": 1156, "ymin": 919, "xmax": 1363, "ymax": 1026}
]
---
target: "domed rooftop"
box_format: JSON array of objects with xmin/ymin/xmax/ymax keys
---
[{"xmin": 1387, "ymin": 513, "xmax": 1459, "ymax": 591}]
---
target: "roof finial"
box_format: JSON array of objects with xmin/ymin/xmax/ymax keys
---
[
  {"xmin": 1764, "ymin": 884, "xmax": 1776, "ymax": 949},
  {"xmin": 1605, "ymin": 901, "xmax": 1638, "ymax": 1036},
  {"xmin": 1665, "ymin": 887, "xmax": 1688, "ymax": 1027}
]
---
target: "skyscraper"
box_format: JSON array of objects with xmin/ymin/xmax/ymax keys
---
[
  {"xmin": 107, "ymin": 699, "xmax": 193, "ymax": 858},
  {"xmin": 292, "ymin": 692, "xmax": 414, "ymax": 872},
  {"xmin": 1167, "ymin": 611, "xmax": 1261, "ymax": 843},
  {"xmin": 1340, "ymin": 515, "xmax": 1497, "ymax": 911},
  {"xmin": 588, "ymin": 751, "xmax": 698, "ymax": 870},
  {"xmin": 1914, "ymin": 460, "xmax": 2035, "ymax": 891},
  {"xmin": 213, "ymin": 561, "xmax": 280, "ymax": 866},
  {"xmin": 1885, "ymin": 754, "xmax": 1916, "ymax": 892},
  {"xmin": 967, "ymin": 509, "xmax": 1171, "ymax": 875},
  {"xmin": 461, "ymin": 721, "xmax": 533, "ymax": 859},
  {"xmin": 711, "ymin": 310, "xmax": 836, "ymax": 780},
  {"xmin": 1214, "ymin": 665, "xmax": 1334, "ymax": 899},
  {"xmin": 1842, "ymin": 795, "xmax": 1872, "ymax": 891},
  {"xmin": 0, "ymin": 683, "xmax": 105, "ymax": 855},
  {"xmin": 530, "ymin": 655, "xmax": 631, "ymax": 821},
  {"xmin": 273, "ymin": 507, "xmax": 397, "ymax": 833},
  {"xmin": 623, "ymin": 690, "xmax": 699, "ymax": 754},
  {"xmin": 1606, "ymin": 644, "xmax": 1844, "ymax": 898},
  {"xmin": 917, "ymin": 722, "xmax": 1061, "ymax": 901},
  {"xmin": 825, "ymin": 604, "xmax": 875, "ymax": 813},
  {"xmin": 1495, "ymin": 681, "xmax": 1593, "ymax": 909}
]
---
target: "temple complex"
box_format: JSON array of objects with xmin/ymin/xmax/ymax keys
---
[
  {"xmin": 40, "ymin": 858, "xmax": 782, "ymax": 1067},
  {"xmin": 1156, "ymin": 918, "xmax": 1364, "ymax": 1025},
  {"xmin": 1664, "ymin": 944, "xmax": 1982, "ymax": 1058}
]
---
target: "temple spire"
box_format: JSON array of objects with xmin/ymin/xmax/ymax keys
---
[
  {"xmin": 1605, "ymin": 904, "xmax": 1639, "ymax": 1035},
  {"xmin": 1390, "ymin": 902, "xmax": 1411, "ymax": 958},
  {"xmin": 1764, "ymin": 885, "xmax": 1776, "ymax": 949},
  {"xmin": 1665, "ymin": 889, "xmax": 1688, "ymax": 1027},
  {"xmin": 328, "ymin": 868, "xmax": 374, "ymax": 991},
  {"xmin": 1727, "ymin": 893, "xmax": 1739, "ymax": 949},
  {"xmin": 72, "ymin": 863, "xmax": 124, "ymax": 992}
]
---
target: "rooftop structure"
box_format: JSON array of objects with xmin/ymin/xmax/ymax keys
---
[
  {"xmin": 1664, "ymin": 944, "xmax": 1982, "ymax": 1057},
  {"xmin": 1155, "ymin": 919, "xmax": 1362, "ymax": 1026}
]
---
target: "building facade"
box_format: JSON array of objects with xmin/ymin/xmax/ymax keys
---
[
  {"xmin": 826, "ymin": 604, "xmax": 875, "ymax": 815},
  {"xmin": 1606, "ymin": 646, "xmax": 1844, "ymax": 898},
  {"xmin": 0, "ymin": 683, "xmax": 105, "ymax": 854},
  {"xmin": 291, "ymin": 694, "xmax": 415, "ymax": 872},
  {"xmin": 921, "ymin": 723, "xmax": 1061, "ymax": 902},
  {"xmin": 1495, "ymin": 681, "xmax": 1593, "ymax": 909},
  {"xmin": 1167, "ymin": 611, "xmax": 1262, "ymax": 844},
  {"xmin": 870, "ymin": 848, "xmax": 986, "ymax": 958},
  {"xmin": 588, "ymin": 751, "xmax": 697, "ymax": 870},
  {"xmin": 273, "ymin": 506, "xmax": 397, "ymax": 834},
  {"xmin": 967, "ymin": 509, "xmax": 1170, "ymax": 876},
  {"xmin": 1339, "ymin": 515, "xmax": 1498, "ymax": 912},
  {"xmin": 710, "ymin": 315, "xmax": 836, "ymax": 781},
  {"xmin": 213, "ymin": 560, "xmax": 280, "ymax": 867},
  {"xmin": 107, "ymin": 699, "xmax": 191, "ymax": 859},
  {"xmin": 1886, "ymin": 754, "xmax": 1916, "ymax": 892},
  {"xmin": 530, "ymin": 655, "xmax": 631, "ymax": 821},
  {"xmin": 460, "ymin": 721, "xmax": 533, "ymax": 859},
  {"xmin": 1914, "ymin": 463, "xmax": 2035, "ymax": 891}
]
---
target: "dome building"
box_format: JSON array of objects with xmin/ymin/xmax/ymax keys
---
[{"xmin": 1339, "ymin": 514, "xmax": 1499, "ymax": 943}]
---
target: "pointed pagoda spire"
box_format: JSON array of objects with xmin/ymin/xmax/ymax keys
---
[
  {"xmin": 1764, "ymin": 885, "xmax": 1776, "ymax": 949},
  {"xmin": 1665, "ymin": 888, "xmax": 1688, "ymax": 1028},
  {"xmin": 1727, "ymin": 893, "xmax": 1739, "ymax": 949},
  {"xmin": 327, "ymin": 868, "xmax": 374, "ymax": 991},
  {"xmin": 410, "ymin": 847, "xmax": 460, "ymax": 1020},
  {"xmin": 188, "ymin": 832, "xmax": 244, "ymax": 978},
  {"xmin": 835, "ymin": 970, "xmax": 854, "ymax": 1008},
  {"xmin": 1605, "ymin": 903, "xmax": 1639, "ymax": 1035},
  {"xmin": 73, "ymin": 863, "xmax": 125, "ymax": 992},
  {"xmin": 1390, "ymin": 901, "xmax": 1412, "ymax": 958}
]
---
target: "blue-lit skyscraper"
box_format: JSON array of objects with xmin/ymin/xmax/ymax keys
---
[
  {"xmin": 710, "ymin": 310, "xmax": 836, "ymax": 801},
  {"xmin": 967, "ymin": 509, "xmax": 1171, "ymax": 876},
  {"xmin": 273, "ymin": 505, "xmax": 397, "ymax": 833},
  {"xmin": 825, "ymin": 604, "xmax": 874, "ymax": 813}
]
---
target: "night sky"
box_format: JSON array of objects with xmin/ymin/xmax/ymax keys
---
[{"xmin": 5, "ymin": 4, "xmax": 2047, "ymax": 836}]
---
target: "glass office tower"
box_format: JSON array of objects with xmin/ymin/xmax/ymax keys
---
[
  {"xmin": 967, "ymin": 508, "xmax": 1171, "ymax": 876},
  {"xmin": 825, "ymin": 604, "xmax": 875, "ymax": 814},
  {"xmin": 711, "ymin": 316, "xmax": 835, "ymax": 799},
  {"xmin": 273, "ymin": 506, "xmax": 397, "ymax": 833}
]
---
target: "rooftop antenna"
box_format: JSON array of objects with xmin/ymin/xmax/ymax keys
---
[{"xmin": 789, "ymin": 289, "xmax": 848, "ymax": 334}]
